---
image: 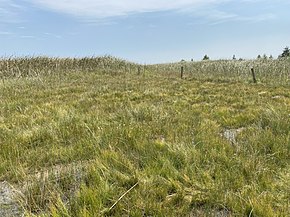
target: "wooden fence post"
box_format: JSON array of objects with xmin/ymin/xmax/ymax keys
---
[
  {"xmin": 251, "ymin": 67, "xmax": 257, "ymax": 83},
  {"xmin": 181, "ymin": 66, "xmax": 184, "ymax": 79}
]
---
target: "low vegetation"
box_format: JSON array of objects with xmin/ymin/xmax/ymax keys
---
[{"xmin": 0, "ymin": 56, "xmax": 289, "ymax": 216}]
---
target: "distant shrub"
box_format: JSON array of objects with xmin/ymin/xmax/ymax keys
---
[
  {"xmin": 279, "ymin": 46, "xmax": 290, "ymax": 59},
  {"xmin": 203, "ymin": 55, "xmax": 210, "ymax": 60}
]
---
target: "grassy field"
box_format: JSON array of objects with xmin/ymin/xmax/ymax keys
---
[{"xmin": 0, "ymin": 57, "xmax": 289, "ymax": 216}]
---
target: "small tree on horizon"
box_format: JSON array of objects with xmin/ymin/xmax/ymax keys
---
[
  {"xmin": 279, "ymin": 46, "xmax": 290, "ymax": 58},
  {"xmin": 203, "ymin": 55, "xmax": 210, "ymax": 60},
  {"xmin": 263, "ymin": 54, "xmax": 268, "ymax": 60}
]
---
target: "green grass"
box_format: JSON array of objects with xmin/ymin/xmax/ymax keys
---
[{"xmin": 0, "ymin": 57, "xmax": 289, "ymax": 216}]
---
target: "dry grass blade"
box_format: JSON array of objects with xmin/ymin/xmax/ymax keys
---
[{"xmin": 104, "ymin": 181, "xmax": 139, "ymax": 214}]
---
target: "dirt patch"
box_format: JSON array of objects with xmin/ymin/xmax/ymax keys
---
[
  {"xmin": 222, "ymin": 128, "xmax": 245, "ymax": 146},
  {"xmin": 190, "ymin": 208, "xmax": 231, "ymax": 217},
  {"xmin": 0, "ymin": 181, "xmax": 24, "ymax": 217}
]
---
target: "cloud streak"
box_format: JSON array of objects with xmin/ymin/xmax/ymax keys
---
[
  {"xmin": 0, "ymin": 31, "xmax": 13, "ymax": 35},
  {"xmin": 195, "ymin": 10, "xmax": 276, "ymax": 25},
  {"xmin": 27, "ymin": 0, "xmax": 223, "ymax": 18},
  {"xmin": 0, "ymin": 0, "xmax": 281, "ymax": 24},
  {"xmin": 25, "ymin": 0, "xmax": 280, "ymax": 26},
  {"xmin": 0, "ymin": 0, "xmax": 26, "ymax": 23}
]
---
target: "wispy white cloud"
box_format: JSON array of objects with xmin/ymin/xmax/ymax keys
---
[
  {"xmin": 20, "ymin": 35, "xmax": 36, "ymax": 38},
  {"xmin": 239, "ymin": 13, "xmax": 276, "ymax": 23},
  {"xmin": 182, "ymin": 0, "xmax": 278, "ymax": 26},
  {"xmin": 0, "ymin": 0, "xmax": 283, "ymax": 24},
  {"xmin": 0, "ymin": 31, "xmax": 13, "ymax": 35},
  {"xmin": 44, "ymin": 32, "xmax": 62, "ymax": 39},
  {"xmin": 27, "ymin": 0, "xmax": 224, "ymax": 19},
  {"xmin": 0, "ymin": 0, "xmax": 26, "ymax": 23},
  {"xmin": 25, "ymin": 0, "xmax": 280, "ymax": 25},
  {"xmin": 198, "ymin": 10, "xmax": 276, "ymax": 25}
]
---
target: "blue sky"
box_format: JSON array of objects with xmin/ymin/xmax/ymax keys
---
[{"xmin": 0, "ymin": 0, "xmax": 289, "ymax": 63}]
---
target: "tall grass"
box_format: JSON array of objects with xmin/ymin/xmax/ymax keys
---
[
  {"xmin": 150, "ymin": 59, "xmax": 290, "ymax": 85},
  {"xmin": 0, "ymin": 56, "xmax": 139, "ymax": 78},
  {"xmin": 1, "ymin": 56, "xmax": 289, "ymax": 85}
]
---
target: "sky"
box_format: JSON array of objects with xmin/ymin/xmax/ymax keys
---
[{"xmin": 0, "ymin": 0, "xmax": 289, "ymax": 63}]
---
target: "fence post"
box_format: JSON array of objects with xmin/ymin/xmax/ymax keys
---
[
  {"xmin": 181, "ymin": 66, "xmax": 184, "ymax": 79},
  {"xmin": 251, "ymin": 67, "xmax": 257, "ymax": 83}
]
